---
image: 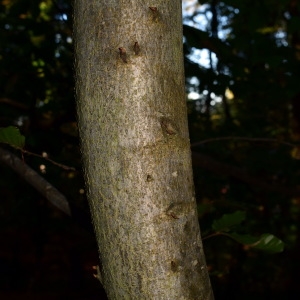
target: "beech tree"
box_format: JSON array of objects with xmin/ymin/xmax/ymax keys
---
[
  {"xmin": 1, "ymin": 0, "xmax": 296, "ymax": 297},
  {"xmin": 74, "ymin": 0, "xmax": 213, "ymax": 299}
]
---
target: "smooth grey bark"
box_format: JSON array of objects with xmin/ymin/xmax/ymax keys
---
[{"xmin": 74, "ymin": 1, "xmax": 213, "ymax": 299}]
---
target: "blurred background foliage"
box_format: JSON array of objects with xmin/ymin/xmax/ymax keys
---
[{"xmin": 0, "ymin": 0, "xmax": 300, "ymax": 298}]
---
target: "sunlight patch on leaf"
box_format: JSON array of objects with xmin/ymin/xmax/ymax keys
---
[{"xmin": 229, "ymin": 232, "xmax": 284, "ymax": 253}]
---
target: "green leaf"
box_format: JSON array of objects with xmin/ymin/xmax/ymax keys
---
[
  {"xmin": 0, "ymin": 126, "xmax": 25, "ymax": 148},
  {"xmin": 250, "ymin": 234, "xmax": 284, "ymax": 253},
  {"xmin": 228, "ymin": 233, "xmax": 284, "ymax": 253},
  {"xmin": 228, "ymin": 232, "xmax": 261, "ymax": 245},
  {"xmin": 212, "ymin": 211, "xmax": 246, "ymax": 232}
]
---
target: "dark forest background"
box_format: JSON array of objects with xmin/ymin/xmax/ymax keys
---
[{"xmin": 1, "ymin": 0, "xmax": 300, "ymax": 299}]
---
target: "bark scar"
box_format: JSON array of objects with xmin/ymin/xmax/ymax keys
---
[
  {"xmin": 118, "ymin": 47, "xmax": 127, "ymax": 63},
  {"xmin": 166, "ymin": 202, "xmax": 195, "ymax": 219},
  {"xmin": 160, "ymin": 117, "xmax": 178, "ymax": 135},
  {"xmin": 134, "ymin": 41, "xmax": 140, "ymax": 55},
  {"xmin": 149, "ymin": 6, "xmax": 159, "ymax": 21}
]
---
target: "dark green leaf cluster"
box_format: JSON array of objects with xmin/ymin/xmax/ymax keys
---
[{"xmin": 210, "ymin": 211, "xmax": 284, "ymax": 253}]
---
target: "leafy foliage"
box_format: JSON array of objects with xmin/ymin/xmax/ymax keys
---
[
  {"xmin": 183, "ymin": 0, "xmax": 300, "ymax": 297},
  {"xmin": 212, "ymin": 210, "xmax": 246, "ymax": 232},
  {"xmin": 0, "ymin": 0, "xmax": 300, "ymax": 298},
  {"xmin": 210, "ymin": 211, "xmax": 284, "ymax": 253},
  {"xmin": 228, "ymin": 233, "xmax": 284, "ymax": 253},
  {"xmin": 0, "ymin": 126, "xmax": 25, "ymax": 148}
]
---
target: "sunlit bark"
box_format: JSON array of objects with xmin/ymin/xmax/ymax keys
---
[{"xmin": 74, "ymin": 1, "xmax": 213, "ymax": 299}]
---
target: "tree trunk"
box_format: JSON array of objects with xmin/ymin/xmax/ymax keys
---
[{"xmin": 74, "ymin": 1, "xmax": 213, "ymax": 299}]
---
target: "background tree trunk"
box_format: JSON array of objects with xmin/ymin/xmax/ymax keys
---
[{"xmin": 74, "ymin": 1, "xmax": 213, "ymax": 299}]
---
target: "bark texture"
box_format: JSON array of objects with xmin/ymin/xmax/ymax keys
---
[{"xmin": 74, "ymin": 1, "xmax": 213, "ymax": 299}]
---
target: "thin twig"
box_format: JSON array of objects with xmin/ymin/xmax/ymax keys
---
[
  {"xmin": 192, "ymin": 151, "xmax": 300, "ymax": 197},
  {"xmin": 21, "ymin": 149, "xmax": 76, "ymax": 171},
  {"xmin": 202, "ymin": 232, "xmax": 223, "ymax": 241},
  {"xmin": 191, "ymin": 136, "xmax": 296, "ymax": 148},
  {"xmin": 0, "ymin": 97, "xmax": 29, "ymax": 110}
]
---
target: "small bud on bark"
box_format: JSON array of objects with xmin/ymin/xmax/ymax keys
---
[{"xmin": 118, "ymin": 47, "xmax": 127, "ymax": 63}]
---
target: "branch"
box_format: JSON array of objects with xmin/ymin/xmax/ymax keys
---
[
  {"xmin": 192, "ymin": 151, "xmax": 300, "ymax": 197},
  {"xmin": 21, "ymin": 149, "xmax": 76, "ymax": 171},
  {"xmin": 191, "ymin": 136, "xmax": 296, "ymax": 148},
  {"xmin": 0, "ymin": 146, "xmax": 71, "ymax": 216},
  {"xmin": 0, "ymin": 97, "xmax": 29, "ymax": 110},
  {"xmin": 0, "ymin": 147, "xmax": 96, "ymax": 233}
]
